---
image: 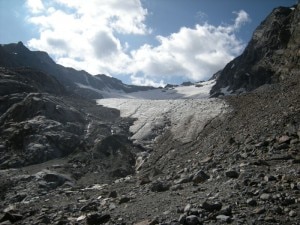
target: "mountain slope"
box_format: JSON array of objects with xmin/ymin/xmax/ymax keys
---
[
  {"xmin": 0, "ymin": 42, "xmax": 153, "ymax": 99},
  {"xmin": 211, "ymin": 3, "xmax": 300, "ymax": 96},
  {"xmin": 0, "ymin": 66, "xmax": 143, "ymax": 181}
]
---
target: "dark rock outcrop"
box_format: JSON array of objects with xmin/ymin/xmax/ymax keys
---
[
  {"xmin": 211, "ymin": 4, "xmax": 300, "ymax": 95},
  {"xmin": 0, "ymin": 67, "xmax": 140, "ymax": 173},
  {"xmin": 0, "ymin": 42, "xmax": 154, "ymax": 99}
]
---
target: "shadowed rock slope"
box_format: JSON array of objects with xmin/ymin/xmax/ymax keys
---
[
  {"xmin": 0, "ymin": 67, "xmax": 143, "ymax": 178},
  {"xmin": 211, "ymin": 3, "xmax": 300, "ymax": 96}
]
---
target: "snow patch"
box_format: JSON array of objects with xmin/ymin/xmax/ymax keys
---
[
  {"xmin": 75, "ymin": 82, "xmax": 128, "ymax": 98},
  {"xmin": 220, "ymin": 86, "xmax": 232, "ymax": 95}
]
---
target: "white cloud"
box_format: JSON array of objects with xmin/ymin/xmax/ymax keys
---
[
  {"xmin": 128, "ymin": 11, "xmax": 250, "ymax": 83},
  {"xmin": 26, "ymin": 0, "xmax": 45, "ymax": 14},
  {"xmin": 25, "ymin": 0, "xmax": 250, "ymax": 86},
  {"xmin": 130, "ymin": 75, "xmax": 166, "ymax": 87},
  {"xmin": 234, "ymin": 10, "xmax": 251, "ymax": 29},
  {"xmin": 25, "ymin": 0, "xmax": 147, "ymax": 75}
]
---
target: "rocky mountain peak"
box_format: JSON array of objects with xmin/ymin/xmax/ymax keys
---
[
  {"xmin": 0, "ymin": 43, "xmax": 154, "ymax": 100},
  {"xmin": 210, "ymin": 3, "xmax": 300, "ymax": 96}
]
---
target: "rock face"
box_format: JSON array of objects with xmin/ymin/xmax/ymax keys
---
[
  {"xmin": 0, "ymin": 42, "xmax": 154, "ymax": 99},
  {"xmin": 0, "ymin": 67, "xmax": 141, "ymax": 178},
  {"xmin": 211, "ymin": 4, "xmax": 300, "ymax": 96}
]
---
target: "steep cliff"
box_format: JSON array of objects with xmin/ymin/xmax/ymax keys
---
[{"xmin": 211, "ymin": 4, "xmax": 300, "ymax": 96}]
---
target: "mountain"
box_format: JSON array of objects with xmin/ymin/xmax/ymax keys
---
[
  {"xmin": 0, "ymin": 4, "xmax": 300, "ymax": 225},
  {"xmin": 0, "ymin": 42, "xmax": 153, "ymax": 99},
  {"xmin": 210, "ymin": 3, "xmax": 300, "ymax": 96}
]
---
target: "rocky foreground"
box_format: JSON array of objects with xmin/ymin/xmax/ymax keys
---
[
  {"xmin": 0, "ymin": 3, "xmax": 300, "ymax": 225},
  {"xmin": 0, "ymin": 68, "xmax": 299, "ymax": 225}
]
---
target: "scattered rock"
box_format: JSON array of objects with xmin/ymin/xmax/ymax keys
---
[
  {"xmin": 35, "ymin": 170, "xmax": 73, "ymax": 188},
  {"xmin": 150, "ymin": 180, "xmax": 171, "ymax": 192},
  {"xmin": 185, "ymin": 215, "xmax": 201, "ymax": 225},
  {"xmin": 139, "ymin": 175, "xmax": 151, "ymax": 185},
  {"xmin": 247, "ymin": 198, "xmax": 257, "ymax": 206},
  {"xmin": 170, "ymin": 184, "xmax": 184, "ymax": 191},
  {"xmin": 201, "ymin": 201, "xmax": 222, "ymax": 212},
  {"xmin": 216, "ymin": 215, "xmax": 231, "ymax": 223},
  {"xmin": 178, "ymin": 214, "xmax": 186, "ymax": 224},
  {"xmin": 86, "ymin": 213, "xmax": 110, "ymax": 225},
  {"xmin": 278, "ymin": 135, "xmax": 291, "ymax": 144},
  {"xmin": 225, "ymin": 170, "xmax": 239, "ymax": 179},
  {"xmin": 175, "ymin": 176, "xmax": 192, "ymax": 184},
  {"xmin": 0, "ymin": 212, "xmax": 23, "ymax": 223},
  {"xmin": 253, "ymin": 207, "xmax": 266, "ymax": 214},
  {"xmin": 184, "ymin": 204, "xmax": 192, "ymax": 213},
  {"xmin": 108, "ymin": 191, "xmax": 118, "ymax": 198},
  {"xmin": 260, "ymin": 193, "xmax": 271, "ymax": 201},
  {"xmin": 134, "ymin": 220, "xmax": 151, "ymax": 225},
  {"xmin": 264, "ymin": 216, "xmax": 276, "ymax": 223},
  {"xmin": 149, "ymin": 218, "xmax": 159, "ymax": 225},
  {"xmin": 219, "ymin": 205, "xmax": 232, "ymax": 216},
  {"xmin": 264, "ymin": 175, "xmax": 276, "ymax": 182},
  {"xmin": 192, "ymin": 170, "xmax": 210, "ymax": 184},
  {"xmin": 289, "ymin": 210, "xmax": 297, "ymax": 217},
  {"xmin": 80, "ymin": 202, "xmax": 98, "ymax": 212},
  {"xmin": 119, "ymin": 196, "xmax": 131, "ymax": 204}
]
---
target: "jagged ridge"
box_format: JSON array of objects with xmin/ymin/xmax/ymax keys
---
[{"xmin": 0, "ymin": 42, "xmax": 154, "ymax": 99}]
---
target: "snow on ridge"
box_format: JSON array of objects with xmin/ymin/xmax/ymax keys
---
[
  {"xmin": 75, "ymin": 82, "xmax": 127, "ymax": 98},
  {"xmin": 98, "ymin": 79, "xmax": 216, "ymax": 100},
  {"xmin": 77, "ymin": 78, "xmax": 216, "ymax": 100}
]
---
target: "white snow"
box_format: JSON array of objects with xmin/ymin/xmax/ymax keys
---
[
  {"xmin": 75, "ymin": 82, "xmax": 127, "ymax": 98},
  {"xmin": 97, "ymin": 80, "xmax": 229, "ymax": 146},
  {"xmin": 84, "ymin": 73, "xmax": 91, "ymax": 86},
  {"xmin": 101, "ymin": 80, "xmax": 215, "ymax": 100},
  {"xmin": 77, "ymin": 79, "xmax": 216, "ymax": 99},
  {"xmin": 220, "ymin": 86, "xmax": 232, "ymax": 95}
]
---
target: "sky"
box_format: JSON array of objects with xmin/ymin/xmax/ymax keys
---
[{"xmin": 0, "ymin": 0, "xmax": 297, "ymax": 86}]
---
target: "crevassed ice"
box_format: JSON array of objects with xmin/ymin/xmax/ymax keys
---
[{"xmin": 97, "ymin": 80, "xmax": 228, "ymax": 145}]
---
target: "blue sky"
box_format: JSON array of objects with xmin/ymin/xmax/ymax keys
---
[{"xmin": 0, "ymin": 0, "xmax": 297, "ymax": 86}]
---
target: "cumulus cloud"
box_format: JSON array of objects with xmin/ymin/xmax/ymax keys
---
[
  {"xmin": 26, "ymin": 0, "xmax": 45, "ymax": 14},
  {"xmin": 25, "ymin": 0, "xmax": 147, "ymax": 75},
  {"xmin": 93, "ymin": 31, "xmax": 120, "ymax": 59},
  {"xmin": 25, "ymin": 0, "xmax": 250, "ymax": 86},
  {"xmin": 130, "ymin": 75, "xmax": 166, "ymax": 87},
  {"xmin": 234, "ymin": 10, "xmax": 251, "ymax": 29},
  {"xmin": 129, "ymin": 10, "xmax": 250, "ymax": 83}
]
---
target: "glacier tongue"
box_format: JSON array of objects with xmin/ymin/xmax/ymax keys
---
[{"xmin": 97, "ymin": 81, "xmax": 228, "ymax": 146}]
